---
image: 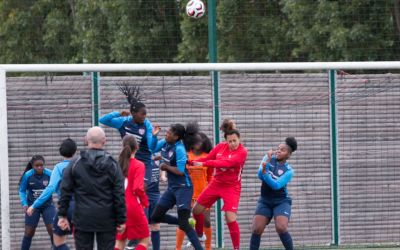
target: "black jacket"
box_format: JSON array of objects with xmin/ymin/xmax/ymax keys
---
[{"xmin": 58, "ymin": 148, "xmax": 126, "ymax": 232}]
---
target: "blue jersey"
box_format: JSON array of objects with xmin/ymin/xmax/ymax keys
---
[
  {"xmin": 19, "ymin": 168, "xmax": 53, "ymax": 207},
  {"xmin": 257, "ymin": 155, "xmax": 294, "ymax": 200},
  {"xmin": 145, "ymin": 157, "xmax": 161, "ymax": 199},
  {"xmin": 154, "ymin": 139, "xmax": 192, "ymax": 188},
  {"xmin": 31, "ymin": 160, "xmax": 71, "ymax": 209},
  {"xmin": 99, "ymin": 111, "xmax": 156, "ymax": 165}
]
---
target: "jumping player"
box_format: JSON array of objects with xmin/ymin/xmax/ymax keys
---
[
  {"xmin": 176, "ymin": 122, "xmax": 213, "ymax": 250},
  {"xmin": 150, "ymin": 124, "xmax": 204, "ymax": 250},
  {"xmin": 115, "ymin": 135, "xmax": 150, "ymax": 250},
  {"xmin": 99, "ymin": 84, "xmax": 161, "ymax": 250},
  {"xmin": 26, "ymin": 139, "xmax": 77, "ymax": 250},
  {"xmin": 249, "ymin": 137, "xmax": 297, "ymax": 250},
  {"xmin": 19, "ymin": 155, "xmax": 55, "ymax": 250},
  {"xmin": 191, "ymin": 119, "xmax": 248, "ymax": 250}
]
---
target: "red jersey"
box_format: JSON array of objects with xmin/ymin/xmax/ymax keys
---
[
  {"xmin": 195, "ymin": 142, "xmax": 247, "ymax": 186},
  {"xmin": 125, "ymin": 158, "xmax": 149, "ymax": 227}
]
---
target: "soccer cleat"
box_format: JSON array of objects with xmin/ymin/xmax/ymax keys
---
[{"xmin": 183, "ymin": 234, "xmax": 206, "ymax": 249}]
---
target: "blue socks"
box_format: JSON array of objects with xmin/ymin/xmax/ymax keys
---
[
  {"xmin": 279, "ymin": 231, "xmax": 293, "ymax": 250},
  {"xmin": 151, "ymin": 231, "xmax": 160, "ymax": 250},
  {"xmin": 21, "ymin": 235, "xmax": 32, "ymax": 250},
  {"xmin": 54, "ymin": 244, "xmax": 70, "ymax": 250},
  {"xmin": 249, "ymin": 233, "xmax": 261, "ymax": 250},
  {"xmin": 186, "ymin": 228, "xmax": 203, "ymax": 250},
  {"xmin": 250, "ymin": 231, "xmax": 293, "ymax": 250}
]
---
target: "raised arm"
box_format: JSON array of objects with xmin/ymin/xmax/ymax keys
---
[
  {"xmin": 261, "ymin": 167, "xmax": 294, "ymax": 190},
  {"xmin": 99, "ymin": 111, "xmax": 129, "ymax": 129}
]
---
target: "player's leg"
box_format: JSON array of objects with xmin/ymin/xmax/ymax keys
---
[
  {"xmin": 42, "ymin": 204, "xmax": 56, "ymax": 246},
  {"xmin": 135, "ymin": 237, "xmax": 150, "ymax": 250},
  {"xmin": 221, "ymin": 184, "xmax": 241, "ymax": 250},
  {"xmin": 147, "ymin": 195, "xmax": 161, "ymax": 250},
  {"xmin": 249, "ymin": 198, "xmax": 273, "ymax": 250},
  {"xmin": 175, "ymin": 186, "xmax": 203, "ymax": 250},
  {"xmin": 53, "ymin": 200, "xmax": 74, "ymax": 250},
  {"xmin": 192, "ymin": 183, "xmax": 220, "ymax": 216},
  {"xmin": 203, "ymin": 209, "xmax": 212, "ymax": 250},
  {"xmin": 274, "ymin": 200, "xmax": 293, "ymax": 250},
  {"xmin": 21, "ymin": 209, "xmax": 40, "ymax": 250},
  {"xmin": 151, "ymin": 189, "xmax": 178, "ymax": 225}
]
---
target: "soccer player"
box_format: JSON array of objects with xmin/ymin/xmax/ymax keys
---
[
  {"xmin": 191, "ymin": 119, "xmax": 248, "ymax": 250},
  {"xmin": 150, "ymin": 124, "xmax": 203, "ymax": 250},
  {"xmin": 99, "ymin": 85, "xmax": 161, "ymax": 250},
  {"xmin": 176, "ymin": 122, "xmax": 213, "ymax": 250},
  {"xmin": 19, "ymin": 155, "xmax": 55, "ymax": 250},
  {"xmin": 26, "ymin": 139, "xmax": 77, "ymax": 250},
  {"xmin": 249, "ymin": 137, "xmax": 297, "ymax": 250},
  {"xmin": 115, "ymin": 135, "xmax": 150, "ymax": 250}
]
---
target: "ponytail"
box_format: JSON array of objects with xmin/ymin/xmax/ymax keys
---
[
  {"xmin": 220, "ymin": 118, "xmax": 240, "ymax": 139},
  {"xmin": 118, "ymin": 135, "xmax": 139, "ymax": 177},
  {"xmin": 170, "ymin": 123, "xmax": 186, "ymax": 141},
  {"xmin": 118, "ymin": 83, "xmax": 146, "ymax": 114}
]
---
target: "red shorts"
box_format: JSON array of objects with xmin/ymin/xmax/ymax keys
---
[
  {"xmin": 116, "ymin": 224, "xmax": 150, "ymax": 241},
  {"xmin": 196, "ymin": 181, "xmax": 241, "ymax": 212}
]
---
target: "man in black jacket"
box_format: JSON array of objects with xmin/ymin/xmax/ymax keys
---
[{"xmin": 58, "ymin": 126, "xmax": 126, "ymax": 250}]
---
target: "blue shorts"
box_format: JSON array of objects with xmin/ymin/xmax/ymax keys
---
[
  {"xmin": 145, "ymin": 193, "xmax": 160, "ymax": 224},
  {"xmin": 53, "ymin": 200, "xmax": 75, "ymax": 236},
  {"xmin": 255, "ymin": 197, "xmax": 292, "ymax": 219},
  {"xmin": 25, "ymin": 204, "xmax": 56, "ymax": 227},
  {"xmin": 158, "ymin": 186, "xmax": 193, "ymax": 211}
]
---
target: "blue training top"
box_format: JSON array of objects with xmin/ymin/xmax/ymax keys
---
[
  {"xmin": 100, "ymin": 111, "xmax": 159, "ymax": 195},
  {"xmin": 257, "ymin": 154, "xmax": 294, "ymax": 200},
  {"xmin": 99, "ymin": 111, "xmax": 156, "ymax": 165},
  {"xmin": 31, "ymin": 160, "xmax": 71, "ymax": 209},
  {"xmin": 19, "ymin": 168, "xmax": 53, "ymax": 207},
  {"xmin": 153, "ymin": 139, "xmax": 192, "ymax": 188}
]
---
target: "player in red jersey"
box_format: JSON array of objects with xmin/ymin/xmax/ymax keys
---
[
  {"xmin": 190, "ymin": 119, "xmax": 247, "ymax": 250},
  {"xmin": 115, "ymin": 135, "xmax": 150, "ymax": 250}
]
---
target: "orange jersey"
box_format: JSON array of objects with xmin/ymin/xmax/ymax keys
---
[{"xmin": 187, "ymin": 151, "xmax": 213, "ymax": 199}]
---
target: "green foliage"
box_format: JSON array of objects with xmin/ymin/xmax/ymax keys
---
[{"xmin": 0, "ymin": 0, "xmax": 399, "ymax": 63}]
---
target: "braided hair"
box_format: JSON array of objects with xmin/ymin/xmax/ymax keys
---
[{"xmin": 118, "ymin": 83, "xmax": 145, "ymax": 114}]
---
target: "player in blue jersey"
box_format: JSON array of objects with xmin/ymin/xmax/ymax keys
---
[
  {"xmin": 150, "ymin": 124, "xmax": 203, "ymax": 250},
  {"xmin": 99, "ymin": 84, "xmax": 161, "ymax": 250},
  {"xmin": 26, "ymin": 139, "xmax": 77, "ymax": 250},
  {"xmin": 249, "ymin": 137, "xmax": 297, "ymax": 250},
  {"xmin": 18, "ymin": 155, "xmax": 55, "ymax": 250}
]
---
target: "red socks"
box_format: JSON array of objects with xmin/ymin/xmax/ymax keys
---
[
  {"xmin": 135, "ymin": 244, "xmax": 147, "ymax": 250},
  {"xmin": 227, "ymin": 221, "xmax": 240, "ymax": 250},
  {"xmin": 193, "ymin": 213, "xmax": 204, "ymax": 236}
]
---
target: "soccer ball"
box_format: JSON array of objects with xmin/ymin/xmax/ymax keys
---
[{"xmin": 186, "ymin": 0, "xmax": 206, "ymax": 19}]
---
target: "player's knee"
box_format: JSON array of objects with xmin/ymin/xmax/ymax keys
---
[
  {"xmin": 178, "ymin": 209, "xmax": 192, "ymax": 232},
  {"xmin": 151, "ymin": 213, "xmax": 162, "ymax": 223},
  {"xmin": 24, "ymin": 227, "xmax": 36, "ymax": 238},
  {"xmin": 275, "ymin": 223, "xmax": 288, "ymax": 234},
  {"xmin": 252, "ymin": 224, "xmax": 264, "ymax": 235},
  {"xmin": 150, "ymin": 223, "xmax": 160, "ymax": 231},
  {"xmin": 178, "ymin": 220, "xmax": 191, "ymax": 232}
]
